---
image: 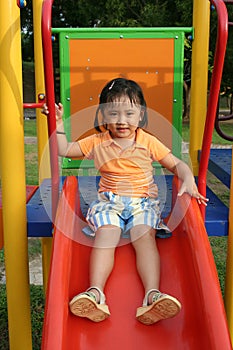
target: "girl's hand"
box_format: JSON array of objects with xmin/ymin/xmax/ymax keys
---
[
  {"xmin": 178, "ymin": 181, "xmax": 209, "ymax": 206},
  {"xmin": 42, "ymin": 103, "xmax": 64, "ymax": 128},
  {"xmin": 55, "ymin": 103, "xmax": 64, "ymax": 122}
]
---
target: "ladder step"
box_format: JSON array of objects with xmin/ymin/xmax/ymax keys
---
[{"xmin": 208, "ymin": 148, "xmax": 232, "ymax": 188}]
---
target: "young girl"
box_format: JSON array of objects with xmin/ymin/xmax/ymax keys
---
[{"xmin": 44, "ymin": 78, "xmax": 208, "ymax": 325}]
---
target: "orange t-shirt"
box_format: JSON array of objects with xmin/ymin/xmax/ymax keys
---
[{"xmin": 78, "ymin": 128, "xmax": 170, "ymax": 198}]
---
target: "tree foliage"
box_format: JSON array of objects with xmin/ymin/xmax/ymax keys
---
[
  {"xmin": 50, "ymin": 0, "xmax": 193, "ymax": 28},
  {"xmin": 208, "ymin": 3, "xmax": 233, "ymax": 98},
  {"xmin": 20, "ymin": 0, "xmax": 233, "ymax": 96},
  {"xmin": 21, "ymin": 0, "xmax": 193, "ymax": 30}
]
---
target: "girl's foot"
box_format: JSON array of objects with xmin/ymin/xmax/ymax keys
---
[
  {"xmin": 69, "ymin": 286, "xmax": 110, "ymax": 322},
  {"xmin": 136, "ymin": 289, "xmax": 181, "ymax": 325}
]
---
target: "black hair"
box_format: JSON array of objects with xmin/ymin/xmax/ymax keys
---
[{"xmin": 94, "ymin": 78, "xmax": 148, "ymax": 132}]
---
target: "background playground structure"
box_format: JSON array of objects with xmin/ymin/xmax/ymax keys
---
[{"xmin": 0, "ymin": 0, "xmax": 233, "ymax": 349}]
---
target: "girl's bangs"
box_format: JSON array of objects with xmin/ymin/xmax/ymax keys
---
[{"xmin": 105, "ymin": 92, "xmax": 141, "ymax": 106}]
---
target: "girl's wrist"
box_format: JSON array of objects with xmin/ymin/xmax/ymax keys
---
[{"xmin": 56, "ymin": 130, "xmax": 66, "ymax": 135}]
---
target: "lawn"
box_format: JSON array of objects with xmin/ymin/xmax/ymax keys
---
[
  {"xmin": 182, "ymin": 121, "xmax": 233, "ymax": 145},
  {"xmin": 0, "ymin": 119, "xmax": 231, "ymax": 349},
  {"xmin": 182, "ymin": 121, "xmax": 231, "ymax": 296}
]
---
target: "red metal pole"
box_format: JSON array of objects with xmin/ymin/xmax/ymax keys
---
[
  {"xmin": 198, "ymin": 0, "xmax": 228, "ymax": 219},
  {"xmin": 23, "ymin": 103, "xmax": 44, "ymax": 109},
  {"xmin": 23, "ymin": 93, "xmax": 46, "ymax": 109},
  {"xmin": 41, "ymin": 0, "xmax": 59, "ymax": 223}
]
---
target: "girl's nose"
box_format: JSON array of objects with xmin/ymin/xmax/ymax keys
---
[{"xmin": 117, "ymin": 114, "xmax": 127, "ymax": 124}]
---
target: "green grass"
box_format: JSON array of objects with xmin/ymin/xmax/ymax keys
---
[
  {"xmin": 25, "ymin": 144, "xmax": 38, "ymax": 185},
  {"xmin": 182, "ymin": 122, "xmax": 233, "ymax": 145},
  {"xmin": 28, "ymin": 238, "xmax": 42, "ymax": 259},
  {"xmin": 0, "ymin": 284, "xmax": 44, "ymax": 350},
  {"xmin": 209, "ymin": 236, "xmax": 228, "ymax": 295},
  {"xmin": 24, "ymin": 119, "xmax": 37, "ymax": 137}
]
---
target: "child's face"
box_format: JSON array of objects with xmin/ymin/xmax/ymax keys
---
[{"xmin": 103, "ymin": 97, "xmax": 143, "ymax": 140}]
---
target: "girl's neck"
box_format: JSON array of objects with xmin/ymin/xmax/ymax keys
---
[{"xmin": 111, "ymin": 133, "xmax": 136, "ymax": 149}]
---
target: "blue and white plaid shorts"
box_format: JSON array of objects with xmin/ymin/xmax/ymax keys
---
[{"xmin": 84, "ymin": 191, "xmax": 170, "ymax": 237}]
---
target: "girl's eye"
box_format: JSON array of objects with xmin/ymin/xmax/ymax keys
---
[{"xmin": 109, "ymin": 112, "xmax": 118, "ymax": 117}]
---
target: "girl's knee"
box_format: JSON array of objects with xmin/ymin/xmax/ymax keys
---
[
  {"xmin": 130, "ymin": 225, "xmax": 155, "ymax": 245},
  {"xmin": 94, "ymin": 225, "xmax": 121, "ymax": 248}
]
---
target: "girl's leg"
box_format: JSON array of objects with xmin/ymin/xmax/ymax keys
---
[
  {"xmin": 69, "ymin": 225, "xmax": 121, "ymax": 321},
  {"xmin": 131, "ymin": 225, "xmax": 181, "ymax": 324},
  {"xmin": 130, "ymin": 225, "xmax": 160, "ymax": 302},
  {"xmin": 88, "ymin": 225, "xmax": 122, "ymax": 301}
]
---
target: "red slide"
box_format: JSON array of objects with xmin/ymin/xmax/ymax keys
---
[{"xmin": 41, "ymin": 176, "xmax": 231, "ymax": 350}]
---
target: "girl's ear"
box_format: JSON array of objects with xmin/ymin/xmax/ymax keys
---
[
  {"xmin": 100, "ymin": 109, "xmax": 107, "ymax": 123},
  {"xmin": 140, "ymin": 109, "xmax": 145, "ymax": 121},
  {"xmin": 99, "ymin": 109, "xmax": 108, "ymax": 131},
  {"xmin": 94, "ymin": 106, "xmax": 106, "ymax": 132},
  {"xmin": 139, "ymin": 108, "xmax": 148, "ymax": 128}
]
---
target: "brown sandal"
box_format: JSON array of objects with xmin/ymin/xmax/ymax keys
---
[
  {"xmin": 69, "ymin": 286, "xmax": 110, "ymax": 322},
  {"xmin": 136, "ymin": 289, "xmax": 181, "ymax": 325}
]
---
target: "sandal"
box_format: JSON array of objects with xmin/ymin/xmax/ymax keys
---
[
  {"xmin": 69, "ymin": 286, "xmax": 110, "ymax": 322},
  {"xmin": 136, "ymin": 289, "xmax": 181, "ymax": 325}
]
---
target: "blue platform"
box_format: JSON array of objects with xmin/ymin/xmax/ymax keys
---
[
  {"xmin": 26, "ymin": 179, "xmax": 53, "ymax": 237},
  {"xmin": 27, "ymin": 174, "xmax": 229, "ymax": 237},
  {"xmin": 208, "ymin": 148, "xmax": 232, "ymax": 188}
]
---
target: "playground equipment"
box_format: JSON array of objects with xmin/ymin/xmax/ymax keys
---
[{"xmin": 0, "ymin": 0, "xmax": 233, "ymax": 349}]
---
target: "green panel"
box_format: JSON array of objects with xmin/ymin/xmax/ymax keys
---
[
  {"xmin": 172, "ymin": 31, "xmax": 185, "ymax": 157},
  {"xmin": 56, "ymin": 27, "xmax": 192, "ymax": 170},
  {"xmin": 59, "ymin": 32, "xmax": 72, "ymax": 141},
  {"xmin": 53, "ymin": 27, "xmax": 193, "ymax": 36}
]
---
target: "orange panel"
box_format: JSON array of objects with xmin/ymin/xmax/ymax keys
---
[{"xmin": 69, "ymin": 39, "xmax": 174, "ymax": 148}]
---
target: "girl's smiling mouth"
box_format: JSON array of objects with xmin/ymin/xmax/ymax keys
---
[{"xmin": 117, "ymin": 127, "xmax": 129, "ymax": 131}]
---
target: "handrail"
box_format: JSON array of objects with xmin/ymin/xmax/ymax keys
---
[
  {"xmin": 215, "ymin": 114, "xmax": 233, "ymax": 141},
  {"xmin": 23, "ymin": 103, "xmax": 44, "ymax": 109},
  {"xmin": 214, "ymin": 0, "xmax": 233, "ymax": 141},
  {"xmin": 41, "ymin": 0, "xmax": 59, "ymax": 223},
  {"xmin": 198, "ymin": 0, "xmax": 228, "ymax": 219},
  {"xmin": 23, "ymin": 93, "xmax": 46, "ymax": 110}
]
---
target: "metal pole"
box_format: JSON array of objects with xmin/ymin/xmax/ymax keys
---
[
  {"xmin": 189, "ymin": 0, "xmax": 210, "ymax": 175},
  {"xmin": 225, "ymin": 153, "xmax": 233, "ymax": 341},
  {"xmin": 0, "ymin": 1, "xmax": 32, "ymax": 349},
  {"xmin": 32, "ymin": 0, "xmax": 52, "ymax": 291}
]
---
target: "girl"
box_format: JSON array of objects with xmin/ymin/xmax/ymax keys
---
[{"xmin": 44, "ymin": 78, "xmax": 208, "ymax": 325}]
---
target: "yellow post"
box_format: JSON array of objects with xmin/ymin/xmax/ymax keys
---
[
  {"xmin": 33, "ymin": 0, "xmax": 52, "ymax": 290},
  {"xmin": 0, "ymin": 1, "xmax": 32, "ymax": 349},
  {"xmin": 225, "ymin": 147, "xmax": 233, "ymax": 340},
  {"xmin": 189, "ymin": 0, "xmax": 210, "ymax": 175}
]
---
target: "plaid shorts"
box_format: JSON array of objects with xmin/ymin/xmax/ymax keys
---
[{"xmin": 85, "ymin": 191, "xmax": 166, "ymax": 236}]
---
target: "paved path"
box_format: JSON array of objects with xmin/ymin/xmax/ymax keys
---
[
  {"xmin": 0, "ymin": 255, "xmax": 43, "ymax": 285},
  {"xmin": 29, "ymin": 256, "xmax": 43, "ymax": 285}
]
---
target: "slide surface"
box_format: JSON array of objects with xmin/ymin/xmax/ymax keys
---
[{"xmin": 42, "ymin": 176, "xmax": 231, "ymax": 350}]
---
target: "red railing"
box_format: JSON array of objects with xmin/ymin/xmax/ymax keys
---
[
  {"xmin": 41, "ymin": 0, "xmax": 59, "ymax": 223},
  {"xmin": 198, "ymin": 0, "xmax": 228, "ymax": 219},
  {"xmin": 23, "ymin": 93, "xmax": 46, "ymax": 109}
]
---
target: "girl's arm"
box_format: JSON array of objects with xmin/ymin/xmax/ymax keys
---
[
  {"xmin": 42, "ymin": 103, "xmax": 84, "ymax": 158},
  {"xmin": 160, "ymin": 153, "xmax": 208, "ymax": 206}
]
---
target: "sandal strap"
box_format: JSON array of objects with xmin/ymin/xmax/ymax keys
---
[
  {"xmin": 86, "ymin": 286, "xmax": 106, "ymax": 305},
  {"xmin": 143, "ymin": 289, "xmax": 162, "ymax": 306}
]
